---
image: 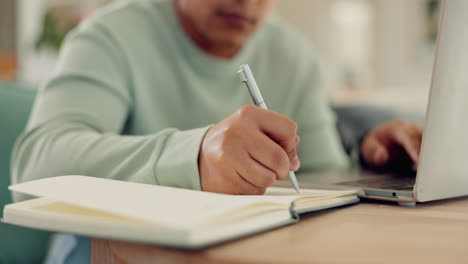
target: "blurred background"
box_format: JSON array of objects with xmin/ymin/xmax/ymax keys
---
[{"xmin": 0, "ymin": 0, "xmax": 440, "ymax": 112}]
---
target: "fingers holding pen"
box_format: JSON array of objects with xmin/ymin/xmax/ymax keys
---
[
  {"xmin": 243, "ymin": 105, "xmax": 301, "ymax": 168},
  {"xmin": 246, "ymin": 133, "xmax": 295, "ymax": 180},
  {"xmin": 199, "ymin": 105, "xmax": 301, "ymax": 195}
]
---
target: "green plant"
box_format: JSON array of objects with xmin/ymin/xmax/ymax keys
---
[{"xmin": 35, "ymin": 7, "xmax": 78, "ymax": 52}]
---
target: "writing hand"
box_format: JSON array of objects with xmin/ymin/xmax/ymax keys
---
[{"xmin": 199, "ymin": 105, "xmax": 300, "ymax": 195}]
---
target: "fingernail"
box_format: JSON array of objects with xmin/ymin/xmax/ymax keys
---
[
  {"xmin": 373, "ymin": 149, "xmax": 388, "ymax": 164},
  {"xmin": 291, "ymin": 155, "xmax": 300, "ymax": 171}
]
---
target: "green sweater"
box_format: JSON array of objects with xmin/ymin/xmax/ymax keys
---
[{"xmin": 11, "ymin": 0, "xmax": 348, "ymax": 201}]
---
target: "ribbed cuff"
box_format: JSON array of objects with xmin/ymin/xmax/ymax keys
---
[{"xmin": 153, "ymin": 126, "xmax": 212, "ymax": 191}]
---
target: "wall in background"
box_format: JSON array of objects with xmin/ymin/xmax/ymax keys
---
[
  {"xmin": 16, "ymin": 0, "xmax": 111, "ymax": 86},
  {"xmin": 0, "ymin": 0, "xmax": 17, "ymax": 80},
  {"xmin": 276, "ymin": 0, "xmax": 438, "ymax": 92},
  {"xmin": 374, "ymin": 0, "xmax": 434, "ymax": 89},
  {"xmin": 17, "ymin": 0, "xmax": 46, "ymax": 86},
  {"xmin": 0, "ymin": 0, "xmax": 16, "ymax": 51},
  {"xmin": 16, "ymin": 0, "xmax": 439, "ymax": 110}
]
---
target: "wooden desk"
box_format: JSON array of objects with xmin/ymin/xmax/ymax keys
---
[{"xmin": 92, "ymin": 198, "xmax": 468, "ymax": 264}]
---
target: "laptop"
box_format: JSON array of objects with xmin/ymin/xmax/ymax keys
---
[{"xmin": 296, "ymin": 0, "xmax": 468, "ymax": 205}]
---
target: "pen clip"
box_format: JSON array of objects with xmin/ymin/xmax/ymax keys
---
[
  {"xmin": 237, "ymin": 67, "xmax": 248, "ymax": 83},
  {"xmin": 237, "ymin": 64, "xmax": 266, "ymax": 108}
]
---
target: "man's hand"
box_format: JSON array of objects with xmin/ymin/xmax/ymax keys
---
[
  {"xmin": 199, "ymin": 105, "xmax": 300, "ymax": 195},
  {"xmin": 360, "ymin": 120, "xmax": 423, "ymax": 169}
]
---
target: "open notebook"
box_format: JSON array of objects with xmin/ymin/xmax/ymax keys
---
[{"xmin": 2, "ymin": 176, "xmax": 359, "ymax": 249}]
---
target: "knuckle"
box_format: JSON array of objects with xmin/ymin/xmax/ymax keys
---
[
  {"xmin": 285, "ymin": 142, "xmax": 297, "ymax": 155},
  {"xmin": 271, "ymin": 149, "xmax": 289, "ymax": 178},
  {"xmin": 246, "ymin": 167, "xmax": 275, "ymax": 188},
  {"xmin": 292, "ymin": 121, "xmax": 298, "ymax": 133},
  {"xmin": 262, "ymin": 171, "xmax": 276, "ymax": 187},
  {"xmin": 288, "ymin": 149, "xmax": 298, "ymax": 160},
  {"xmin": 271, "ymin": 148, "xmax": 286, "ymax": 165},
  {"xmin": 238, "ymin": 104, "xmax": 256, "ymax": 118},
  {"xmin": 392, "ymin": 119, "xmax": 409, "ymax": 128},
  {"xmin": 286, "ymin": 120, "xmax": 298, "ymax": 134}
]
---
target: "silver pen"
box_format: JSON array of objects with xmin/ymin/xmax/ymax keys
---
[{"xmin": 237, "ymin": 64, "xmax": 301, "ymax": 193}]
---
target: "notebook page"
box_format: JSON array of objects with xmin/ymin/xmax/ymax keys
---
[
  {"xmin": 10, "ymin": 176, "xmax": 356, "ymax": 228},
  {"xmin": 9, "ymin": 176, "xmax": 295, "ymax": 227}
]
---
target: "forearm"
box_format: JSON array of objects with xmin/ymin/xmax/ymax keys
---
[{"xmin": 11, "ymin": 119, "xmax": 210, "ymax": 201}]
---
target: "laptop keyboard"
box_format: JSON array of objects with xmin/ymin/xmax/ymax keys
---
[{"xmin": 336, "ymin": 177, "xmax": 415, "ymax": 190}]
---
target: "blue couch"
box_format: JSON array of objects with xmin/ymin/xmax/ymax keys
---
[{"xmin": 0, "ymin": 83, "xmax": 51, "ymax": 264}]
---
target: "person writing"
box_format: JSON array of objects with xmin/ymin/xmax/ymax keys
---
[{"xmin": 11, "ymin": 0, "xmax": 422, "ymax": 263}]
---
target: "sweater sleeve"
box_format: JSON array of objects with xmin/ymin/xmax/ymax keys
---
[{"xmin": 11, "ymin": 20, "xmax": 209, "ymax": 202}]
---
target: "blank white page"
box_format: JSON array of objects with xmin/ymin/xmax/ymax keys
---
[{"xmin": 10, "ymin": 176, "xmax": 355, "ymax": 227}]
